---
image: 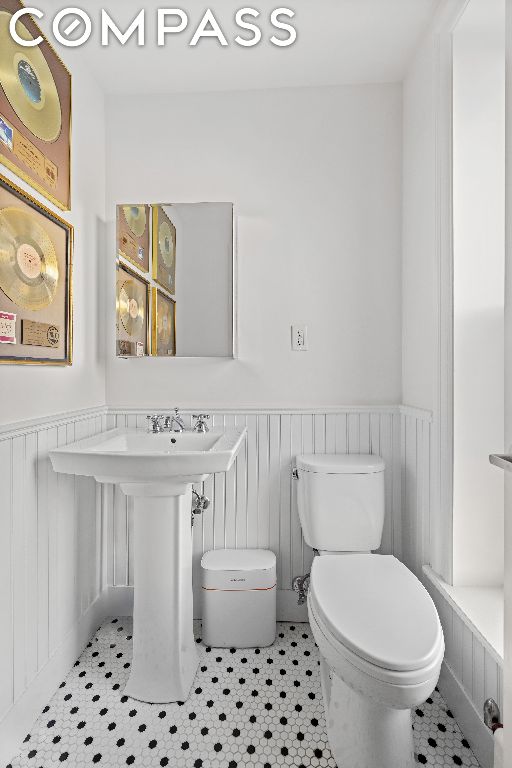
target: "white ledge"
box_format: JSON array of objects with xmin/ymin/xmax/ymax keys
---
[{"xmin": 424, "ymin": 566, "xmax": 503, "ymax": 664}]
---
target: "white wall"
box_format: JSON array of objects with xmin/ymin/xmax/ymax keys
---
[
  {"xmin": 0, "ymin": 52, "xmax": 107, "ymax": 765},
  {"xmin": 452, "ymin": 0, "xmax": 505, "ymax": 587},
  {"xmin": 402, "ymin": 38, "xmax": 437, "ymax": 412},
  {"xmin": 106, "ymin": 84, "xmax": 403, "ymax": 409},
  {"xmin": 0, "ymin": 63, "xmax": 107, "ymax": 426}
]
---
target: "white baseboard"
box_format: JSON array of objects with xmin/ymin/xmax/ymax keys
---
[
  {"xmin": 438, "ymin": 661, "xmax": 494, "ymax": 768},
  {"xmin": 0, "ymin": 592, "xmax": 108, "ymax": 767},
  {"xmin": 106, "ymin": 586, "xmax": 309, "ymax": 624}
]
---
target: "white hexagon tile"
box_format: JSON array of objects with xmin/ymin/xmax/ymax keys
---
[{"xmin": 6, "ymin": 620, "xmax": 480, "ymax": 768}]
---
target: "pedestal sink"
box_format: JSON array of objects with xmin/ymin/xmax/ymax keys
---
[{"xmin": 50, "ymin": 426, "xmax": 246, "ymax": 704}]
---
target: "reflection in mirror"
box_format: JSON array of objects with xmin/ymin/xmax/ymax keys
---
[{"xmin": 116, "ymin": 202, "xmax": 234, "ymax": 358}]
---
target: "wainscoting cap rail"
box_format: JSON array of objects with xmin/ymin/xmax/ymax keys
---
[
  {"xmin": 0, "ymin": 403, "xmax": 407, "ymax": 441},
  {"xmin": 399, "ymin": 404, "xmax": 434, "ymax": 422},
  {"xmin": 0, "ymin": 405, "xmax": 108, "ymax": 441},
  {"xmin": 109, "ymin": 405, "xmax": 401, "ymax": 416}
]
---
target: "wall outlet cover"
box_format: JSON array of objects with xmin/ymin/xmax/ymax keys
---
[{"xmin": 291, "ymin": 325, "xmax": 308, "ymax": 351}]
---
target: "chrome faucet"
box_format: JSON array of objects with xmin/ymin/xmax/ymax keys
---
[
  {"xmin": 193, "ymin": 414, "xmax": 210, "ymax": 433},
  {"xmin": 165, "ymin": 408, "xmax": 186, "ymax": 433},
  {"xmin": 146, "ymin": 414, "xmax": 164, "ymax": 433}
]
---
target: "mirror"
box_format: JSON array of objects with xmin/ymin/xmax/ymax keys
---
[{"xmin": 116, "ymin": 202, "xmax": 234, "ymax": 358}]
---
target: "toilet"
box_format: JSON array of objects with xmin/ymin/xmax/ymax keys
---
[{"xmin": 295, "ymin": 454, "xmax": 444, "ymax": 768}]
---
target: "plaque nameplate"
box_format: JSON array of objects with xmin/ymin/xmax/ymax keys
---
[
  {"xmin": 117, "ymin": 339, "xmax": 146, "ymax": 358},
  {"xmin": 22, "ymin": 320, "xmax": 60, "ymax": 348}
]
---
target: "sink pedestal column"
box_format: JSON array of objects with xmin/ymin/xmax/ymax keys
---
[{"xmin": 120, "ymin": 482, "xmax": 199, "ymax": 703}]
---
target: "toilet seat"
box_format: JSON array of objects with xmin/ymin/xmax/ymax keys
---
[{"xmin": 309, "ymin": 554, "xmax": 444, "ymax": 678}]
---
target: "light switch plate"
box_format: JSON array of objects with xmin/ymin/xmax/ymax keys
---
[{"xmin": 291, "ymin": 324, "xmax": 308, "ymax": 351}]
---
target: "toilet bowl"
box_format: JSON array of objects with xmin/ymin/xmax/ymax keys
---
[
  {"xmin": 308, "ymin": 555, "xmax": 444, "ymax": 768},
  {"xmin": 295, "ymin": 454, "xmax": 445, "ymax": 768}
]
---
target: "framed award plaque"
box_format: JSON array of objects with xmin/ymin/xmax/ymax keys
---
[
  {"xmin": 152, "ymin": 287, "xmax": 176, "ymax": 357},
  {"xmin": 0, "ymin": 1, "xmax": 72, "ymax": 210},
  {"xmin": 152, "ymin": 205, "xmax": 176, "ymax": 294},
  {"xmin": 117, "ymin": 204, "xmax": 150, "ymax": 273},
  {"xmin": 0, "ymin": 173, "xmax": 73, "ymax": 365},
  {"xmin": 116, "ymin": 262, "xmax": 150, "ymax": 357}
]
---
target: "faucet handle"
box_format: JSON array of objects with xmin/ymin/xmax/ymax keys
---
[
  {"xmin": 146, "ymin": 414, "xmax": 163, "ymax": 432},
  {"xmin": 192, "ymin": 414, "xmax": 211, "ymax": 433}
]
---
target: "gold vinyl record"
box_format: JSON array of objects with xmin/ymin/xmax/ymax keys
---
[
  {"xmin": 0, "ymin": 11, "xmax": 62, "ymax": 143},
  {"xmin": 118, "ymin": 278, "xmax": 145, "ymax": 336},
  {"xmin": 157, "ymin": 301, "xmax": 172, "ymax": 346},
  {"xmin": 0, "ymin": 206, "xmax": 59, "ymax": 310},
  {"xmin": 123, "ymin": 205, "xmax": 147, "ymax": 238},
  {"xmin": 158, "ymin": 220, "xmax": 174, "ymax": 267}
]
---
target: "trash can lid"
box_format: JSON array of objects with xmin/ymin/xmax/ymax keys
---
[{"xmin": 201, "ymin": 548, "xmax": 276, "ymax": 572}]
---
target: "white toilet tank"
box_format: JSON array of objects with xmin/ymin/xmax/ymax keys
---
[{"xmin": 296, "ymin": 454, "xmax": 386, "ymax": 553}]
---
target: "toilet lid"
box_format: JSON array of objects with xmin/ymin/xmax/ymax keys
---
[{"xmin": 310, "ymin": 555, "xmax": 443, "ymax": 673}]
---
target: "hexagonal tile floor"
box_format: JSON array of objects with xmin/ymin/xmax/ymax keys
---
[{"xmin": 7, "ymin": 620, "xmax": 480, "ymax": 768}]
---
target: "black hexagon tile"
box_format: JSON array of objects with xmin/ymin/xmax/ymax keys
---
[{"xmin": 6, "ymin": 620, "xmax": 480, "ymax": 768}]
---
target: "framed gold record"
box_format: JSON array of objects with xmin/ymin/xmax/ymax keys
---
[
  {"xmin": 0, "ymin": 1, "xmax": 71, "ymax": 210},
  {"xmin": 117, "ymin": 204, "xmax": 150, "ymax": 273},
  {"xmin": 152, "ymin": 205, "xmax": 176, "ymax": 294},
  {"xmin": 0, "ymin": 173, "xmax": 72, "ymax": 364},
  {"xmin": 116, "ymin": 262, "xmax": 149, "ymax": 357},
  {"xmin": 151, "ymin": 287, "xmax": 176, "ymax": 357}
]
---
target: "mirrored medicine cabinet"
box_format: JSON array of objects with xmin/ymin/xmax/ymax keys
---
[{"xmin": 116, "ymin": 202, "xmax": 235, "ymax": 358}]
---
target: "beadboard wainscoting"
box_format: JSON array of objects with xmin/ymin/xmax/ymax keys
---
[
  {"xmin": 400, "ymin": 406, "xmax": 433, "ymax": 577},
  {"xmin": 399, "ymin": 406, "xmax": 503, "ymax": 768},
  {"xmin": 0, "ymin": 407, "xmax": 108, "ymax": 766},
  {"xmin": 105, "ymin": 408, "xmax": 402, "ymax": 617},
  {"xmin": 2, "ymin": 402, "xmax": 501, "ymax": 767},
  {"xmin": 423, "ymin": 568, "xmax": 502, "ymax": 768}
]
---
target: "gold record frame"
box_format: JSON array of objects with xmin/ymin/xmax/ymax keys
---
[
  {"xmin": 151, "ymin": 287, "xmax": 176, "ymax": 357},
  {"xmin": 117, "ymin": 204, "xmax": 151, "ymax": 273},
  {"xmin": 0, "ymin": 172, "xmax": 73, "ymax": 365},
  {"xmin": 116, "ymin": 261, "xmax": 150, "ymax": 357},
  {"xmin": 152, "ymin": 205, "xmax": 176, "ymax": 294},
  {"xmin": 0, "ymin": 0, "xmax": 72, "ymax": 210}
]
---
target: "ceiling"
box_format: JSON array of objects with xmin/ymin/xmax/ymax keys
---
[{"xmin": 37, "ymin": 0, "xmax": 441, "ymax": 95}]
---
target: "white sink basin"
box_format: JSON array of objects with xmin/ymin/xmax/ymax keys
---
[
  {"xmin": 50, "ymin": 426, "xmax": 246, "ymax": 484},
  {"xmin": 99, "ymin": 431, "xmax": 222, "ymax": 452},
  {"xmin": 49, "ymin": 425, "xmax": 247, "ymax": 705}
]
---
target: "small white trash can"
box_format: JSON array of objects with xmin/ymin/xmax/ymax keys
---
[{"xmin": 201, "ymin": 549, "xmax": 277, "ymax": 648}]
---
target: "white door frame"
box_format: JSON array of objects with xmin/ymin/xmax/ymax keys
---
[
  {"xmin": 430, "ymin": 0, "xmax": 470, "ymax": 585},
  {"xmin": 503, "ymin": 0, "xmax": 512, "ymax": 756}
]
